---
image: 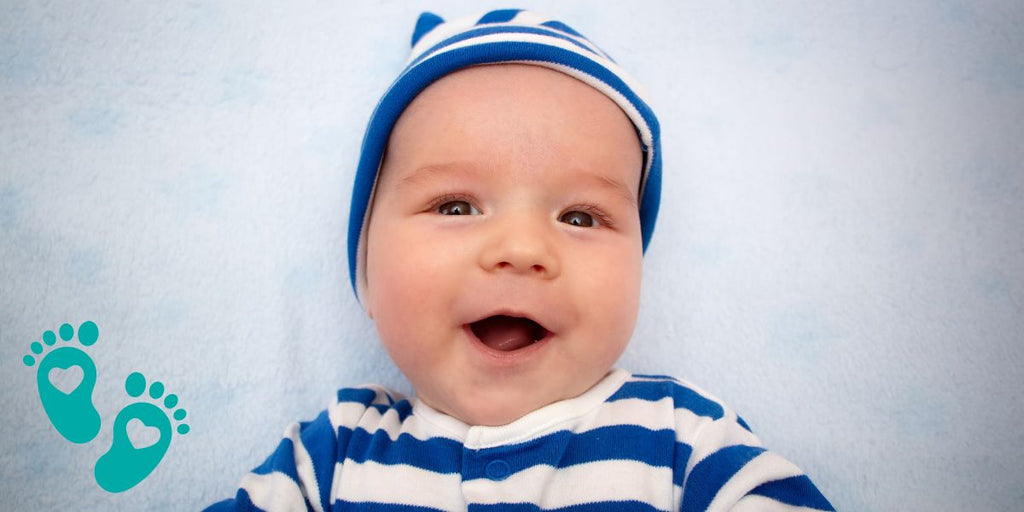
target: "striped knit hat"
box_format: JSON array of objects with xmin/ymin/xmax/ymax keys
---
[{"xmin": 348, "ymin": 8, "xmax": 662, "ymax": 302}]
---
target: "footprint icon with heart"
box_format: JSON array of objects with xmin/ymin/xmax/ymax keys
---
[
  {"xmin": 95, "ymin": 371, "xmax": 190, "ymax": 493},
  {"xmin": 23, "ymin": 321, "xmax": 102, "ymax": 444},
  {"xmin": 24, "ymin": 321, "xmax": 191, "ymax": 492}
]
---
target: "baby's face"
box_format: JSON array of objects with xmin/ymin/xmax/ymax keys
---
[{"xmin": 365, "ymin": 64, "xmax": 643, "ymax": 426}]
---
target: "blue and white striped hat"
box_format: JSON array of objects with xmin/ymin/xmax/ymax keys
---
[{"xmin": 348, "ymin": 8, "xmax": 662, "ymax": 302}]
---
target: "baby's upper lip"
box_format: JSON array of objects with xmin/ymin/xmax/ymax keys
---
[{"xmin": 466, "ymin": 308, "xmax": 554, "ymax": 335}]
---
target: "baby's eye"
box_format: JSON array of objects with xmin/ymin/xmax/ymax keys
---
[
  {"xmin": 559, "ymin": 210, "xmax": 598, "ymax": 227},
  {"xmin": 437, "ymin": 200, "xmax": 480, "ymax": 216}
]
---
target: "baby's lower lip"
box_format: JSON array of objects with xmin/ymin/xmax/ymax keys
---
[
  {"xmin": 463, "ymin": 324, "xmax": 551, "ymax": 358},
  {"xmin": 468, "ymin": 315, "xmax": 548, "ymax": 352}
]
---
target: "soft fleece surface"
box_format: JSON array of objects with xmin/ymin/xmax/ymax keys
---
[{"xmin": 1, "ymin": 2, "xmax": 1022, "ymax": 510}]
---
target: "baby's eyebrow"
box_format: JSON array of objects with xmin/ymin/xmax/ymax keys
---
[
  {"xmin": 583, "ymin": 172, "xmax": 638, "ymax": 208},
  {"xmin": 397, "ymin": 163, "xmax": 638, "ymax": 207},
  {"xmin": 397, "ymin": 163, "xmax": 480, "ymax": 188}
]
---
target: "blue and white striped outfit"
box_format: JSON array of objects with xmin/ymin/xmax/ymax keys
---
[{"xmin": 206, "ymin": 370, "xmax": 833, "ymax": 511}]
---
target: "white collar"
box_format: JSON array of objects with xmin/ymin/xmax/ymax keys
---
[{"xmin": 411, "ymin": 368, "xmax": 630, "ymax": 449}]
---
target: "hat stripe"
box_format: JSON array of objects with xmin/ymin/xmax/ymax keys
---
[
  {"xmin": 476, "ymin": 8, "xmax": 523, "ymax": 25},
  {"xmin": 408, "ymin": 24, "xmax": 607, "ymax": 69},
  {"xmin": 538, "ymin": 20, "xmax": 586, "ymax": 39}
]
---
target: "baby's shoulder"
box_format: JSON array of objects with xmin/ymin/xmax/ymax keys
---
[
  {"xmin": 614, "ymin": 373, "xmax": 730, "ymax": 418},
  {"xmin": 612, "ymin": 373, "xmax": 762, "ymax": 447},
  {"xmin": 325, "ymin": 384, "xmax": 414, "ymax": 431}
]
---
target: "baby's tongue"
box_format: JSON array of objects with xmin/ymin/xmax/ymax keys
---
[{"xmin": 471, "ymin": 315, "xmax": 538, "ymax": 352}]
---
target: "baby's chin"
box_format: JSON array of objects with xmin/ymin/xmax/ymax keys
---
[
  {"xmin": 431, "ymin": 396, "xmax": 549, "ymax": 427},
  {"xmin": 445, "ymin": 406, "xmax": 522, "ymax": 428},
  {"xmin": 418, "ymin": 375, "xmax": 603, "ymax": 427}
]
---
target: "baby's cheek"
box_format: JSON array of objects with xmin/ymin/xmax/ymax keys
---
[{"xmin": 588, "ymin": 264, "xmax": 641, "ymax": 337}]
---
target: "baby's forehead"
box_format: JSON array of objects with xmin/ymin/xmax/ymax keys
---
[
  {"xmin": 380, "ymin": 65, "xmax": 643, "ymax": 195},
  {"xmin": 391, "ymin": 65, "xmax": 640, "ymax": 149},
  {"xmin": 398, "ymin": 64, "xmax": 625, "ymax": 116}
]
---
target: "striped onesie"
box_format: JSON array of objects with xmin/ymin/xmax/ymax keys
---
[{"xmin": 206, "ymin": 369, "xmax": 833, "ymax": 511}]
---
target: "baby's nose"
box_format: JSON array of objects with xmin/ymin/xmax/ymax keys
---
[{"xmin": 477, "ymin": 216, "xmax": 561, "ymax": 279}]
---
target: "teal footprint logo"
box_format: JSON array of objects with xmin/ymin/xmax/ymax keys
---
[
  {"xmin": 95, "ymin": 371, "xmax": 189, "ymax": 493},
  {"xmin": 22, "ymin": 321, "xmax": 102, "ymax": 444},
  {"xmin": 24, "ymin": 321, "xmax": 190, "ymax": 492}
]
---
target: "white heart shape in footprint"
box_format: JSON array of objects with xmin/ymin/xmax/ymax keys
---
[
  {"xmin": 126, "ymin": 418, "xmax": 161, "ymax": 450},
  {"xmin": 48, "ymin": 366, "xmax": 84, "ymax": 395}
]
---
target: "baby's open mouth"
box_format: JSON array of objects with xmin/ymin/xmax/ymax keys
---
[{"xmin": 469, "ymin": 315, "xmax": 549, "ymax": 352}]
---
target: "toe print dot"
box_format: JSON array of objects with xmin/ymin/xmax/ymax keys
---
[
  {"xmin": 43, "ymin": 331, "xmax": 56, "ymax": 345},
  {"xmin": 149, "ymin": 382, "xmax": 164, "ymax": 399},
  {"xmin": 163, "ymin": 394, "xmax": 178, "ymax": 408},
  {"xmin": 59, "ymin": 323, "xmax": 74, "ymax": 341},
  {"xmin": 23, "ymin": 342, "xmax": 42, "ymax": 366},
  {"xmin": 125, "ymin": 372, "xmax": 146, "ymax": 397},
  {"xmin": 173, "ymin": 409, "xmax": 186, "ymax": 421},
  {"xmin": 78, "ymin": 321, "xmax": 99, "ymax": 346},
  {"xmin": 177, "ymin": 424, "xmax": 190, "ymax": 435}
]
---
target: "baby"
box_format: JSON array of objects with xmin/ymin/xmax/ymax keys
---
[{"xmin": 208, "ymin": 9, "xmax": 833, "ymax": 511}]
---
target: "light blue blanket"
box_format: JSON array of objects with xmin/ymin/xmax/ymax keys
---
[{"xmin": 2, "ymin": 2, "xmax": 1022, "ymax": 510}]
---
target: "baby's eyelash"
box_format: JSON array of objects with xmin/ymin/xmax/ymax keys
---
[
  {"xmin": 425, "ymin": 193, "xmax": 478, "ymax": 212},
  {"xmin": 567, "ymin": 204, "xmax": 614, "ymax": 227}
]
